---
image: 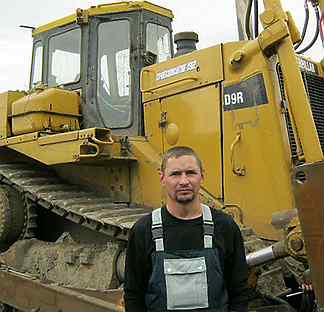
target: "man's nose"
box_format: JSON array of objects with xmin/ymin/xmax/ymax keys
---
[{"xmin": 179, "ymin": 173, "xmax": 190, "ymax": 185}]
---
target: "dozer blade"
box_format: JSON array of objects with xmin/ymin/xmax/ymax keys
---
[{"xmin": 293, "ymin": 161, "xmax": 324, "ymax": 309}]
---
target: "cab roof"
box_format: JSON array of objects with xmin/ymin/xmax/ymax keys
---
[{"xmin": 33, "ymin": 1, "xmax": 173, "ymax": 37}]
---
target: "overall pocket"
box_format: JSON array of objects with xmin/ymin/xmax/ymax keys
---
[{"xmin": 164, "ymin": 257, "xmax": 208, "ymax": 310}]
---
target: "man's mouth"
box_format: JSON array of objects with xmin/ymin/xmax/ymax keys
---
[{"xmin": 177, "ymin": 189, "xmax": 193, "ymax": 194}]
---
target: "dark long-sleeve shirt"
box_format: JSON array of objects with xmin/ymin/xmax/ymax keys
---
[{"xmin": 124, "ymin": 206, "xmax": 249, "ymax": 312}]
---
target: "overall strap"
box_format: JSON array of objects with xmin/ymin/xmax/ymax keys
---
[
  {"xmin": 202, "ymin": 205, "xmax": 214, "ymax": 248},
  {"xmin": 151, "ymin": 208, "xmax": 164, "ymax": 252}
]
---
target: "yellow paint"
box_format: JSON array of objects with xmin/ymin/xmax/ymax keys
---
[
  {"xmin": 11, "ymin": 88, "xmax": 80, "ymax": 135},
  {"xmin": 0, "ymin": 91, "xmax": 25, "ymax": 139},
  {"xmin": 141, "ymin": 45, "xmax": 224, "ymax": 201},
  {"xmin": 3, "ymin": 132, "xmax": 38, "ymax": 147},
  {"xmin": 129, "ymin": 137, "xmax": 162, "ymax": 207},
  {"xmin": 33, "ymin": 1, "xmax": 173, "ymax": 37},
  {"xmin": 1, "ymin": 128, "xmax": 113, "ymax": 165},
  {"xmin": 38, "ymin": 131, "xmax": 79, "ymax": 145},
  {"xmin": 141, "ymin": 45, "xmax": 224, "ymax": 103},
  {"xmin": 260, "ymin": 1, "xmax": 323, "ymax": 163},
  {"xmin": 161, "ymin": 84, "xmax": 223, "ymax": 200},
  {"xmin": 140, "ymin": 32, "xmax": 318, "ymax": 239},
  {"xmin": 165, "ymin": 123, "xmax": 179, "ymax": 146},
  {"xmin": 1, "ymin": 0, "xmax": 321, "ymax": 246},
  {"xmin": 143, "ymin": 99, "xmax": 164, "ymax": 153},
  {"xmin": 222, "ymin": 41, "xmax": 295, "ymax": 240}
]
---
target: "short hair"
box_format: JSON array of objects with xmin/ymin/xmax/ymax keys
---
[{"xmin": 161, "ymin": 146, "xmax": 203, "ymax": 173}]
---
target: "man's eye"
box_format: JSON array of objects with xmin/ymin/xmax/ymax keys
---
[
  {"xmin": 186, "ymin": 170, "xmax": 197, "ymax": 175},
  {"xmin": 170, "ymin": 172, "xmax": 181, "ymax": 176}
]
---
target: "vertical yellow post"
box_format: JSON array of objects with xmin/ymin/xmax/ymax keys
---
[{"xmin": 262, "ymin": 0, "xmax": 323, "ymax": 163}]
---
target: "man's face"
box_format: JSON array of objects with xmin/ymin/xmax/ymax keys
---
[{"xmin": 160, "ymin": 155, "xmax": 203, "ymax": 204}]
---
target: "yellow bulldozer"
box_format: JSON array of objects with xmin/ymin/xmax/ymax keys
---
[{"xmin": 0, "ymin": 0, "xmax": 323, "ymax": 311}]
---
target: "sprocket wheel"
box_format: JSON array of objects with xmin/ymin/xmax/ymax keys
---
[{"xmin": 0, "ymin": 185, "xmax": 27, "ymax": 251}]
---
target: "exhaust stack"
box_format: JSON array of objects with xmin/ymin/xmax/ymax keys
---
[{"xmin": 174, "ymin": 32, "xmax": 199, "ymax": 57}]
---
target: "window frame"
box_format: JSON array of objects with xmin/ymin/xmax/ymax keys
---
[
  {"xmin": 95, "ymin": 17, "xmax": 133, "ymax": 129},
  {"xmin": 47, "ymin": 25, "xmax": 82, "ymax": 87},
  {"xmin": 146, "ymin": 22, "xmax": 172, "ymax": 63},
  {"xmin": 29, "ymin": 40, "xmax": 44, "ymax": 89}
]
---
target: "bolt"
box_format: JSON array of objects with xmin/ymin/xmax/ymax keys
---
[
  {"xmin": 231, "ymin": 51, "xmax": 244, "ymax": 64},
  {"xmin": 290, "ymin": 238, "xmax": 304, "ymax": 252},
  {"xmin": 262, "ymin": 11, "xmax": 275, "ymax": 25}
]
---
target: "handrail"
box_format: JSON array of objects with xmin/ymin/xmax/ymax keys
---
[{"xmin": 230, "ymin": 132, "xmax": 245, "ymax": 176}]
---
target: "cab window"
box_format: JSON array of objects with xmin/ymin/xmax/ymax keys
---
[
  {"xmin": 31, "ymin": 41, "xmax": 43, "ymax": 87},
  {"xmin": 48, "ymin": 28, "xmax": 81, "ymax": 86},
  {"xmin": 97, "ymin": 20, "xmax": 131, "ymax": 128},
  {"xmin": 146, "ymin": 23, "xmax": 171, "ymax": 63}
]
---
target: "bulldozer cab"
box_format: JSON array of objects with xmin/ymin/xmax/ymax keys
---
[{"xmin": 29, "ymin": 2, "xmax": 173, "ymax": 135}]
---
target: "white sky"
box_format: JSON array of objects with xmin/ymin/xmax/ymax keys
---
[{"xmin": 0, "ymin": 0, "xmax": 322, "ymax": 92}]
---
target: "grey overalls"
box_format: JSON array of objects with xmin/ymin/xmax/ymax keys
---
[{"xmin": 145, "ymin": 205, "xmax": 229, "ymax": 311}]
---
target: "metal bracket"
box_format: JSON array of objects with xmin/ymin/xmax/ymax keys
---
[
  {"xmin": 258, "ymin": 19, "xmax": 289, "ymax": 57},
  {"xmin": 159, "ymin": 111, "xmax": 168, "ymax": 129},
  {"xmin": 76, "ymin": 8, "xmax": 89, "ymax": 25}
]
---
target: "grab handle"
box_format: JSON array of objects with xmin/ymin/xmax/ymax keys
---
[{"xmin": 230, "ymin": 132, "xmax": 246, "ymax": 176}]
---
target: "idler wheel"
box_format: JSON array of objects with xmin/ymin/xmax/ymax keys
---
[{"xmin": 0, "ymin": 185, "xmax": 26, "ymax": 251}]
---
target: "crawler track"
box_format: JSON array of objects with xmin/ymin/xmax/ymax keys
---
[
  {"xmin": 0, "ymin": 162, "xmax": 294, "ymax": 299},
  {"xmin": 0, "ymin": 162, "xmax": 150, "ymax": 241}
]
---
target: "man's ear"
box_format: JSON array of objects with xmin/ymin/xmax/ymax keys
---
[{"xmin": 159, "ymin": 170, "xmax": 165, "ymax": 185}]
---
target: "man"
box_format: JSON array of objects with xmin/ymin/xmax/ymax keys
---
[{"xmin": 124, "ymin": 146, "xmax": 249, "ymax": 312}]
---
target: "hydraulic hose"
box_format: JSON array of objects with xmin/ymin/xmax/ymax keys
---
[
  {"xmin": 294, "ymin": 0, "xmax": 310, "ymax": 50},
  {"xmin": 297, "ymin": 3, "xmax": 320, "ymax": 54},
  {"xmin": 245, "ymin": 0, "xmax": 253, "ymax": 40},
  {"xmin": 253, "ymin": 0, "xmax": 259, "ymax": 38}
]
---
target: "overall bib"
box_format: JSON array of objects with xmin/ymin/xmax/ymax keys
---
[{"xmin": 145, "ymin": 205, "xmax": 229, "ymax": 312}]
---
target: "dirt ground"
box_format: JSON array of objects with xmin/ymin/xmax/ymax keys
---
[{"xmin": 0, "ymin": 234, "xmax": 123, "ymax": 290}]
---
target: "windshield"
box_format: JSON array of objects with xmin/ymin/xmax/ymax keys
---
[
  {"xmin": 48, "ymin": 28, "xmax": 81, "ymax": 87},
  {"xmin": 97, "ymin": 19, "xmax": 131, "ymax": 128},
  {"xmin": 146, "ymin": 23, "xmax": 171, "ymax": 63}
]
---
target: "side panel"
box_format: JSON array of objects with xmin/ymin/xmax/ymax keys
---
[
  {"xmin": 222, "ymin": 42, "xmax": 295, "ymax": 240},
  {"xmin": 140, "ymin": 45, "xmax": 224, "ymax": 205},
  {"xmin": 129, "ymin": 138, "xmax": 162, "ymax": 207},
  {"xmin": 161, "ymin": 84, "xmax": 223, "ymax": 199},
  {"xmin": 0, "ymin": 92, "xmax": 25, "ymax": 139}
]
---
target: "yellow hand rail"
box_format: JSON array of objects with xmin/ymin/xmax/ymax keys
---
[{"xmin": 230, "ymin": 132, "xmax": 245, "ymax": 176}]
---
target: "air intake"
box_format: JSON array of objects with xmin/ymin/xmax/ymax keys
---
[{"xmin": 277, "ymin": 63, "xmax": 324, "ymax": 159}]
